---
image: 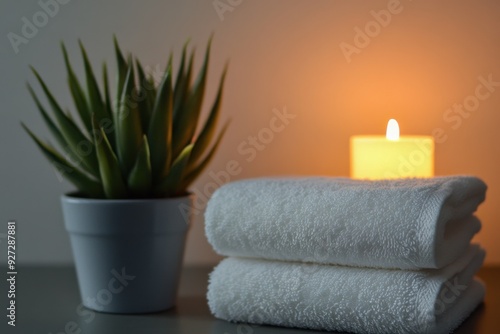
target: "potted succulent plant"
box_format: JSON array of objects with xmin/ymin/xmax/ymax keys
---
[{"xmin": 22, "ymin": 37, "xmax": 228, "ymax": 313}]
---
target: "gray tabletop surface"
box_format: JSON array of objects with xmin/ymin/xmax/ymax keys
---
[{"xmin": 1, "ymin": 266, "xmax": 498, "ymax": 334}]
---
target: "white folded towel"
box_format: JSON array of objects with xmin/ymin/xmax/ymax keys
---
[
  {"xmin": 205, "ymin": 176, "xmax": 486, "ymax": 269},
  {"xmin": 207, "ymin": 245, "xmax": 486, "ymax": 334}
]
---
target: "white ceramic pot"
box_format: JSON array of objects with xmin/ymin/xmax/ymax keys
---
[{"xmin": 61, "ymin": 194, "xmax": 192, "ymax": 314}]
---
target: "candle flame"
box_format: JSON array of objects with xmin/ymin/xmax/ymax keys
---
[{"xmin": 386, "ymin": 119, "xmax": 400, "ymax": 140}]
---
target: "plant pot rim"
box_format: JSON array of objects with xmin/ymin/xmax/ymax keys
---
[
  {"xmin": 62, "ymin": 192, "xmax": 194, "ymax": 235},
  {"xmin": 62, "ymin": 192, "xmax": 193, "ymax": 204}
]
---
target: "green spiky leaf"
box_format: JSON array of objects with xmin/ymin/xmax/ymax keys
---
[
  {"xmin": 172, "ymin": 41, "xmax": 210, "ymax": 158},
  {"xmin": 188, "ymin": 64, "xmax": 227, "ymax": 168},
  {"xmin": 61, "ymin": 42, "xmax": 92, "ymax": 133},
  {"xmin": 27, "ymin": 84, "xmax": 67, "ymax": 149},
  {"xmin": 101, "ymin": 62, "xmax": 116, "ymax": 150},
  {"xmin": 173, "ymin": 49, "xmax": 194, "ymax": 120},
  {"xmin": 135, "ymin": 59, "xmax": 152, "ymax": 134},
  {"xmin": 92, "ymin": 116, "xmax": 128, "ymax": 199},
  {"xmin": 102, "ymin": 63, "xmax": 112, "ymax": 114},
  {"xmin": 115, "ymin": 65, "xmax": 142, "ymax": 176},
  {"xmin": 154, "ymin": 144, "xmax": 193, "ymax": 197},
  {"xmin": 114, "ymin": 36, "xmax": 128, "ymax": 104},
  {"xmin": 173, "ymin": 41, "xmax": 189, "ymax": 110},
  {"xmin": 127, "ymin": 135, "xmax": 152, "ymax": 197},
  {"xmin": 79, "ymin": 41, "xmax": 109, "ymax": 125},
  {"xmin": 183, "ymin": 121, "xmax": 229, "ymax": 189},
  {"xmin": 31, "ymin": 67, "xmax": 99, "ymax": 177},
  {"xmin": 148, "ymin": 65, "xmax": 173, "ymax": 181},
  {"xmin": 22, "ymin": 123, "xmax": 103, "ymax": 198}
]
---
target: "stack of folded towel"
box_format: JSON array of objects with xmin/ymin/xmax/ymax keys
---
[{"xmin": 205, "ymin": 176, "xmax": 487, "ymax": 334}]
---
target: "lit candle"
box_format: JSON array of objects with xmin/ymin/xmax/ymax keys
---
[{"xmin": 350, "ymin": 119, "xmax": 434, "ymax": 180}]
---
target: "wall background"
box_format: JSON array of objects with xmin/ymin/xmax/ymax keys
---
[{"xmin": 1, "ymin": 0, "xmax": 499, "ymax": 266}]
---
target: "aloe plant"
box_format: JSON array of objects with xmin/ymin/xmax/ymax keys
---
[{"xmin": 23, "ymin": 37, "xmax": 228, "ymax": 199}]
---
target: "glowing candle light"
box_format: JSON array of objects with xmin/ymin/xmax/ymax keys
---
[{"xmin": 350, "ymin": 119, "xmax": 434, "ymax": 180}]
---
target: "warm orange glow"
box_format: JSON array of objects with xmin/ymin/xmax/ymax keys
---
[{"xmin": 351, "ymin": 120, "xmax": 434, "ymax": 180}]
